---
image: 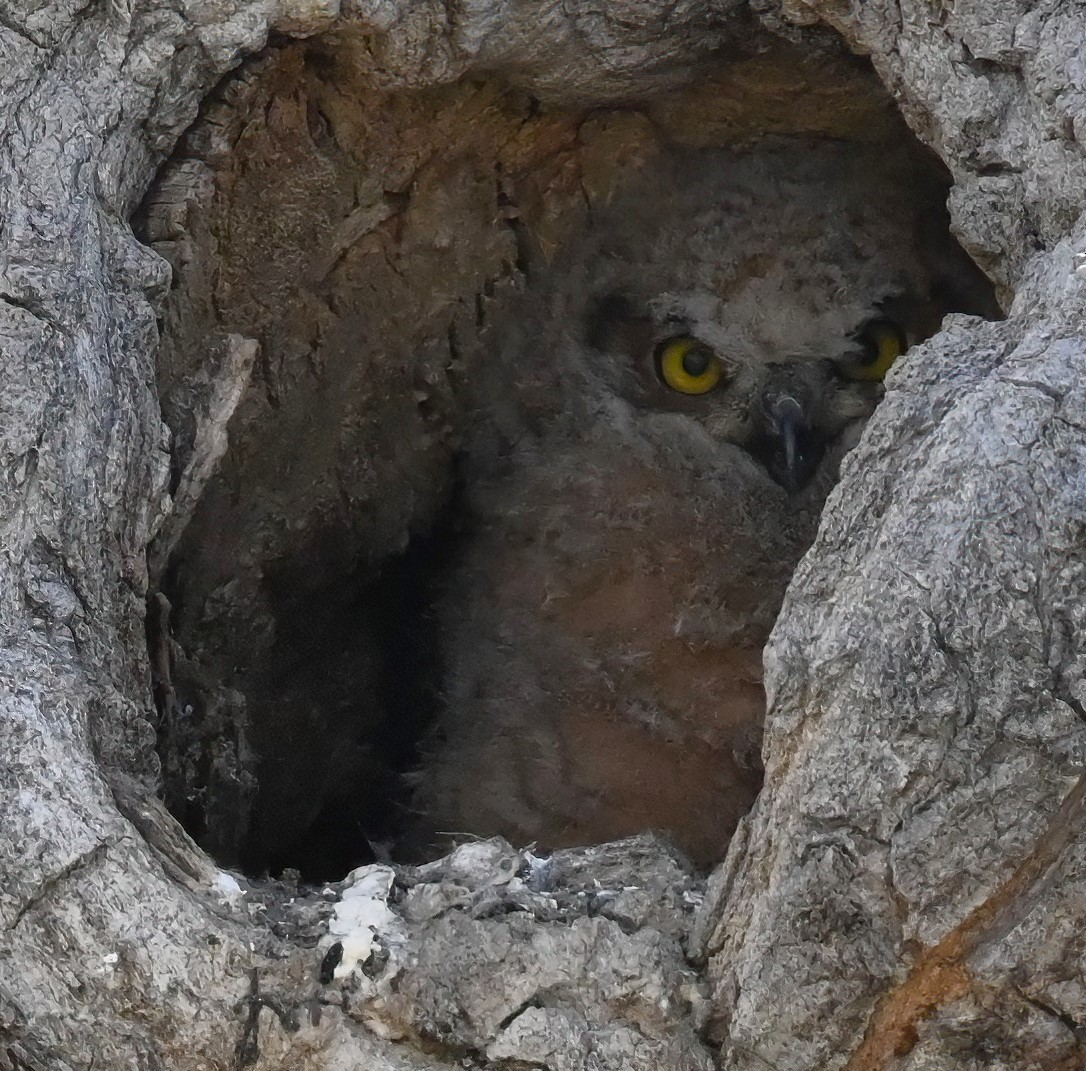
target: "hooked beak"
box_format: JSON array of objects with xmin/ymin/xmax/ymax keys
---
[{"xmin": 752, "ymin": 395, "xmax": 826, "ymax": 493}]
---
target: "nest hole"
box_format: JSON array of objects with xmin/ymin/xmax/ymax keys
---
[{"xmin": 143, "ymin": 30, "xmax": 998, "ymax": 882}]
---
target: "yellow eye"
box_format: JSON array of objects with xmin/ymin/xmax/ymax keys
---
[
  {"xmin": 842, "ymin": 318, "xmax": 907, "ymax": 382},
  {"xmin": 656, "ymin": 336, "xmax": 724, "ymax": 395}
]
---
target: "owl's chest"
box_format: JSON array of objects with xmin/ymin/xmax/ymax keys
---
[
  {"xmin": 421, "ymin": 427, "xmax": 821, "ymax": 863},
  {"xmin": 483, "ymin": 454, "xmax": 798, "ymax": 701}
]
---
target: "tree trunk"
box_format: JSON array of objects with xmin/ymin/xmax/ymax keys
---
[{"xmin": 2, "ymin": 1, "xmax": 1084, "ymax": 1069}]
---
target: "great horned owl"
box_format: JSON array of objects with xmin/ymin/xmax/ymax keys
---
[{"xmin": 406, "ymin": 137, "xmax": 995, "ymax": 867}]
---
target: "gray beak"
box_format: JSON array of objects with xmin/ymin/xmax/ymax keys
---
[{"xmin": 753, "ymin": 395, "xmax": 826, "ymax": 493}]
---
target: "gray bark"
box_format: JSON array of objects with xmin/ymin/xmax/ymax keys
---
[{"xmin": 2, "ymin": 0, "xmax": 1085, "ymax": 1069}]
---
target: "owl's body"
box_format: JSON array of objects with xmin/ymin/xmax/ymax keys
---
[{"xmin": 407, "ymin": 138, "xmax": 994, "ymax": 867}]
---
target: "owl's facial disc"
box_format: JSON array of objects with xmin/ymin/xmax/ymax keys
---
[
  {"xmin": 651, "ymin": 337, "xmax": 865, "ymax": 492},
  {"xmin": 583, "ymin": 293, "xmax": 903, "ymax": 492}
]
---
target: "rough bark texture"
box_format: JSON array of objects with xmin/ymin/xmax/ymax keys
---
[{"xmin": 1, "ymin": 0, "xmax": 1084, "ymax": 1070}]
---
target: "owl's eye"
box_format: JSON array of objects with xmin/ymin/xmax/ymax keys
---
[
  {"xmin": 841, "ymin": 318, "xmax": 907, "ymax": 382},
  {"xmin": 656, "ymin": 336, "xmax": 724, "ymax": 395}
]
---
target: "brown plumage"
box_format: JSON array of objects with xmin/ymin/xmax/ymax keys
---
[{"xmin": 405, "ymin": 137, "xmax": 996, "ymax": 868}]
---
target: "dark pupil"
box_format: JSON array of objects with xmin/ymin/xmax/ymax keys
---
[
  {"xmin": 857, "ymin": 332, "xmax": 881, "ymax": 365},
  {"xmin": 681, "ymin": 347, "xmax": 711, "ymax": 377}
]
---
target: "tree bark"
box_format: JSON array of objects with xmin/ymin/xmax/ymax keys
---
[{"xmin": 2, "ymin": 0, "xmax": 1084, "ymax": 1069}]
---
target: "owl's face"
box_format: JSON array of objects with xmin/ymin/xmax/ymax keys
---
[
  {"xmin": 584, "ymin": 287, "xmax": 907, "ymax": 492},
  {"xmin": 555, "ymin": 141, "xmax": 969, "ymax": 492}
]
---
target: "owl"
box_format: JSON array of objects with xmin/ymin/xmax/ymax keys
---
[{"xmin": 404, "ymin": 137, "xmax": 995, "ymax": 868}]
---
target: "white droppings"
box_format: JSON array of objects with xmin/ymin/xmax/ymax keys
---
[
  {"xmin": 522, "ymin": 850, "xmax": 549, "ymax": 876},
  {"xmin": 210, "ymin": 868, "xmax": 243, "ymax": 903},
  {"xmin": 328, "ymin": 864, "xmax": 400, "ymax": 980}
]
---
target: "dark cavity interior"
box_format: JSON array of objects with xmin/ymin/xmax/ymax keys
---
[{"xmin": 143, "ymin": 31, "xmax": 999, "ymax": 882}]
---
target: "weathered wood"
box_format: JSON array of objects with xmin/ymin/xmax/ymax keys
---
[{"xmin": 2, "ymin": 0, "xmax": 1084, "ymax": 1068}]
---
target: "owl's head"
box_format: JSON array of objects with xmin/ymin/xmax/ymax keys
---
[
  {"xmin": 584, "ymin": 289, "xmax": 907, "ymax": 492},
  {"xmin": 559, "ymin": 140, "xmax": 994, "ymax": 492}
]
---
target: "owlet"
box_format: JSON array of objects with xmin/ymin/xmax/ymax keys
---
[{"xmin": 405, "ymin": 136, "xmax": 996, "ymax": 867}]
